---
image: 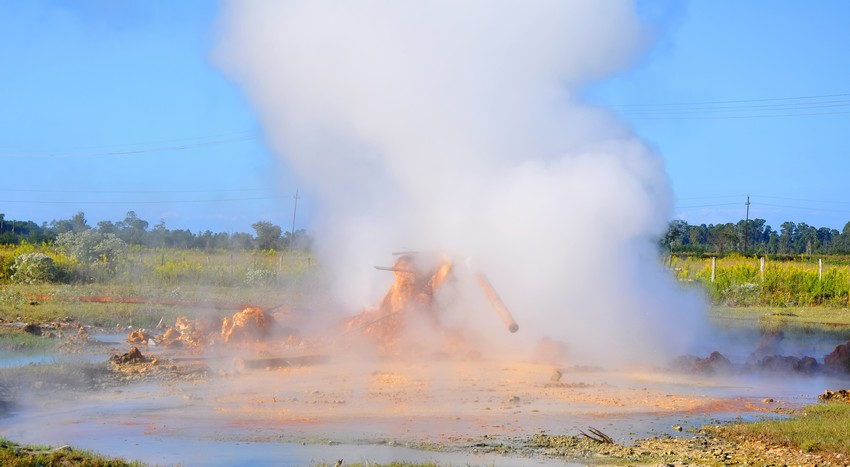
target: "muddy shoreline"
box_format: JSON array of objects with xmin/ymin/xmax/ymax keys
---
[
  {"xmin": 2, "ymin": 338, "xmax": 846, "ymax": 465},
  {"xmin": 2, "ymin": 317, "xmax": 850, "ymax": 465}
]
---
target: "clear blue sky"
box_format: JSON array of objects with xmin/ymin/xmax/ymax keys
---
[{"xmin": 2, "ymin": 1, "xmax": 849, "ymax": 234}]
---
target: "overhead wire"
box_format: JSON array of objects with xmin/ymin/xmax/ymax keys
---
[
  {"xmin": 604, "ymin": 92, "xmax": 850, "ymax": 120},
  {"xmin": 0, "ymin": 196, "xmax": 286, "ymax": 205},
  {"xmin": 673, "ymin": 195, "xmax": 850, "ymax": 226},
  {"xmin": 0, "ymin": 131, "xmax": 259, "ymax": 158}
]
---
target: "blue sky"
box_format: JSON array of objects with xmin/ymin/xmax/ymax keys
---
[{"xmin": 2, "ymin": 1, "xmax": 849, "ymax": 234}]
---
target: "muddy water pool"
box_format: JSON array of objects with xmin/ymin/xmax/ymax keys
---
[{"xmin": 1, "ymin": 329, "xmax": 849, "ymax": 466}]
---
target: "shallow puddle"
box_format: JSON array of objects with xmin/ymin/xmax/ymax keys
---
[{"xmin": 2, "ymin": 329, "xmax": 849, "ymax": 465}]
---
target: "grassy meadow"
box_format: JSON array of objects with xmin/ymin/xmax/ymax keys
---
[
  {"xmin": 0, "ymin": 243, "xmax": 320, "ymax": 328},
  {"xmin": 670, "ymin": 254, "xmax": 850, "ymax": 308}
]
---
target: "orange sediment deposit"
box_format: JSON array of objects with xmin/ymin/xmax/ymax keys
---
[
  {"xmin": 344, "ymin": 253, "xmax": 453, "ymax": 352},
  {"xmin": 221, "ymin": 306, "xmax": 274, "ymax": 344},
  {"xmin": 154, "ymin": 307, "xmax": 284, "ymax": 351},
  {"xmin": 158, "ymin": 315, "xmax": 221, "ymax": 350},
  {"xmin": 127, "ymin": 329, "xmax": 152, "ymax": 345}
]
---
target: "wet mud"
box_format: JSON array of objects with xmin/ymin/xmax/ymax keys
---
[{"xmin": 2, "ymin": 316, "xmax": 850, "ymax": 465}]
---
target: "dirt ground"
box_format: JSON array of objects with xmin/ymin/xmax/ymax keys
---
[
  {"xmin": 3, "ymin": 317, "xmax": 850, "ymax": 465},
  {"xmin": 2, "ymin": 347, "xmax": 842, "ymax": 465}
]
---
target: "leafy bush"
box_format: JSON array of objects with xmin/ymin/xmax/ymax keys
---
[
  {"xmin": 10, "ymin": 253, "xmax": 59, "ymax": 284},
  {"xmin": 55, "ymin": 230, "xmax": 128, "ymax": 280}
]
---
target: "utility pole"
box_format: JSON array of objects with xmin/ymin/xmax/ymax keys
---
[
  {"xmin": 289, "ymin": 189, "xmax": 299, "ymax": 250},
  {"xmin": 743, "ymin": 195, "xmax": 751, "ymax": 256}
]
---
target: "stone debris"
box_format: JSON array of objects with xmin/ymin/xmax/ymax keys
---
[
  {"xmin": 818, "ymin": 388, "xmax": 850, "ymax": 403},
  {"xmin": 110, "ymin": 346, "xmax": 154, "ymax": 365}
]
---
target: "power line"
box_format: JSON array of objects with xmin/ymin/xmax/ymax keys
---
[
  {"xmin": 0, "ymin": 196, "xmax": 285, "ymax": 205},
  {"xmin": 757, "ymin": 202, "xmax": 850, "ymax": 215},
  {"xmin": 0, "ymin": 187, "xmax": 271, "ymax": 195},
  {"xmin": 675, "ymin": 194, "xmax": 745, "ymax": 201},
  {"xmin": 0, "ymin": 132, "xmax": 259, "ymax": 158},
  {"xmin": 752, "ymin": 195, "xmax": 850, "ymax": 206},
  {"xmin": 625, "ymin": 110, "xmax": 850, "ymax": 120},
  {"xmin": 605, "ymin": 92, "xmax": 850, "ymax": 120},
  {"xmin": 609, "ymin": 92, "xmax": 850, "ymax": 108},
  {"xmin": 675, "ymin": 202, "xmax": 741, "ymax": 209}
]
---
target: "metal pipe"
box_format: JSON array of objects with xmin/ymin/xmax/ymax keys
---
[{"xmin": 472, "ymin": 270, "xmax": 519, "ymax": 333}]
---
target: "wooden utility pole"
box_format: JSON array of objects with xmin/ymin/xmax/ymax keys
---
[
  {"xmin": 743, "ymin": 195, "xmax": 751, "ymax": 256},
  {"xmin": 289, "ymin": 189, "xmax": 299, "ymax": 249}
]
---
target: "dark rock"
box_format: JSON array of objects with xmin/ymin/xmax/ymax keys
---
[
  {"xmin": 110, "ymin": 346, "xmax": 149, "ymax": 364},
  {"xmin": 670, "ymin": 351, "xmax": 734, "ymax": 375},
  {"xmin": 747, "ymin": 330, "xmax": 784, "ymax": 364},
  {"xmin": 757, "ymin": 355, "xmax": 818, "ymax": 374},
  {"xmin": 824, "ymin": 341, "xmax": 850, "ymax": 374}
]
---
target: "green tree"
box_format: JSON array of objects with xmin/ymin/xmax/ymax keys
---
[
  {"xmin": 795, "ymin": 223, "xmax": 817, "ymax": 255},
  {"xmin": 116, "ymin": 211, "xmax": 149, "ymax": 245},
  {"xmin": 252, "ymin": 221, "xmax": 282, "ymax": 250},
  {"xmin": 661, "ymin": 220, "xmax": 689, "ymax": 252},
  {"xmin": 816, "ymin": 227, "xmax": 837, "ymax": 253},
  {"xmin": 97, "ymin": 220, "xmax": 117, "ymax": 234},
  {"xmin": 283, "ymin": 228, "xmax": 312, "ymax": 251},
  {"xmin": 231, "ymin": 232, "xmax": 255, "ymax": 250},
  {"xmin": 767, "ymin": 231, "xmax": 780, "ymax": 254},
  {"xmin": 51, "ymin": 211, "xmax": 89, "ymax": 234},
  {"xmin": 688, "ymin": 224, "xmax": 709, "ymax": 250},
  {"xmin": 779, "ymin": 221, "xmax": 796, "ymax": 254}
]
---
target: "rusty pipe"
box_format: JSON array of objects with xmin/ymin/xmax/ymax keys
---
[{"xmin": 472, "ymin": 270, "xmax": 519, "ymax": 333}]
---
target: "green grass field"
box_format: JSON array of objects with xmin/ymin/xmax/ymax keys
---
[{"xmin": 718, "ymin": 402, "xmax": 850, "ymax": 455}]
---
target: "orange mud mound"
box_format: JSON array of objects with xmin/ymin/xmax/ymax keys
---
[
  {"xmin": 221, "ymin": 306, "xmax": 274, "ymax": 344},
  {"xmin": 344, "ymin": 254, "xmax": 454, "ymax": 353},
  {"xmin": 127, "ymin": 329, "xmax": 152, "ymax": 345}
]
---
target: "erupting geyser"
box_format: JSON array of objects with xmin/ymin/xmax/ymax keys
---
[{"xmin": 215, "ymin": 0, "xmax": 706, "ymax": 366}]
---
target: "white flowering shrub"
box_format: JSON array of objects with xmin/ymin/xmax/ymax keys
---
[
  {"xmin": 244, "ymin": 268, "xmax": 277, "ymax": 286},
  {"xmin": 10, "ymin": 253, "xmax": 59, "ymax": 284},
  {"xmin": 56, "ymin": 230, "xmax": 128, "ymax": 267}
]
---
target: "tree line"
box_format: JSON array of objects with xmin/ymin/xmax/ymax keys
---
[
  {"xmin": 660, "ymin": 218, "xmax": 850, "ymax": 256},
  {"xmin": 0, "ymin": 211, "xmax": 310, "ymax": 251}
]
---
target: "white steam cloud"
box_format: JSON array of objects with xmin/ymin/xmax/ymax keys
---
[{"xmin": 215, "ymin": 0, "xmax": 704, "ymax": 365}]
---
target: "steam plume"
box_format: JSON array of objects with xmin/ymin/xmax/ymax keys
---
[{"xmin": 215, "ymin": 0, "xmax": 704, "ymax": 365}]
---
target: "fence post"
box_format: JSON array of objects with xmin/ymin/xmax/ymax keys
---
[
  {"xmin": 711, "ymin": 256, "xmax": 717, "ymax": 282},
  {"xmin": 819, "ymin": 258, "xmax": 823, "ymax": 280},
  {"xmin": 760, "ymin": 256, "xmax": 765, "ymax": 282}
]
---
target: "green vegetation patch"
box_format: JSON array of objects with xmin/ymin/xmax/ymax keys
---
[
  {"xmin": 0, "ymin": 438, "xmax": 142, "ymax": 467},
  {"xmin": 313, "ymin": 464, "xmax": 441, "ymax": 467},
  {"xmin": 716, "ymin": 402, "xmax": 850, "ymax": 455},
  {"xmin": 0, "ymin": 327, "xmax": 56, "ymax": 352}
]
